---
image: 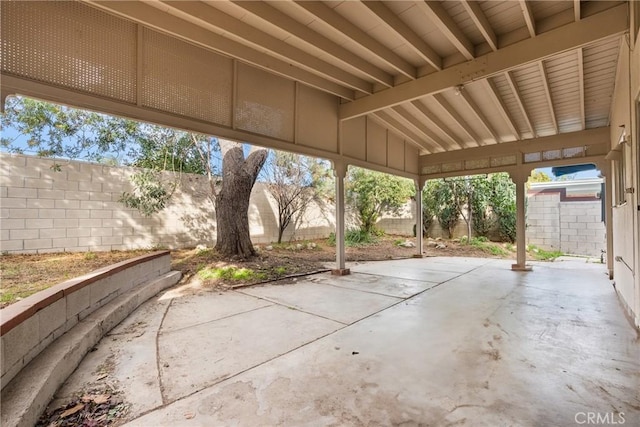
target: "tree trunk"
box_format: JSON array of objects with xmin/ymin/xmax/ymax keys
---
[{"xmin": 214, "ymin": 139, "xmax": 268, "ymax": 258}]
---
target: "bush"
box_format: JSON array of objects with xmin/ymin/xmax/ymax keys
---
[{"xmin": 327, "ymin": 228, "xmax": 379, "ymax": 247}]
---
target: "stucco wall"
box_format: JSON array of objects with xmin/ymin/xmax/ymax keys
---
[
  {"xmin": 526, "ymin": 192, "xmax": 605, "ymax": 257},
  {"xmin": 607, "ymin": 21, "xmax": 640, "ymax": 328},
  {"xmin": 0, "ymin": 153, "xmax": 418, "ymax": 253}
]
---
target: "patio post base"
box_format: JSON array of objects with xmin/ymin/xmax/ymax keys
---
[
  {"xmin": 331, "ymin": 268, "xmax": 351, "ymax": 276},
  {"xmin": 511, "ymin": 264, "xmax": 533, "ymax": 271}
]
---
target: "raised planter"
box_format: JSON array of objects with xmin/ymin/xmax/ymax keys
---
[{"xmin": 0, "ymin": 250, "xmax": 182, "ymax": 427}]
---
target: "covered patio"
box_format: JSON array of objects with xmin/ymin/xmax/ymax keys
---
[
  {"xmin": 52, "ymin": 257, "xmax": 639, "ymax": 425},
  {"xmin": 1, "ymin": 0, "xmax": 635, "ymax": 276},
  {"xmin": 1, "ymin": 1, "xmax": 639, "ymax": 425}
]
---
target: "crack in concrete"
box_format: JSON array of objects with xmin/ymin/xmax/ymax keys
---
[{"xmin": 155, "ymin": 299, "xmax": 173, "ymax": 406}]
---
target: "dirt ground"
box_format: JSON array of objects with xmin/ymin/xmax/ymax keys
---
[{"xmin": 0, "ymin": 235, "xmax": 514, "ymax": 308}]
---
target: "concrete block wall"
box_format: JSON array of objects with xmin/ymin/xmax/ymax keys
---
[
  {"xmin": 0, "ymin": 153, "xmax": 419, "ymax": 253},
  {"xmin": 526, "ymin": 191, "xmax": 605, "ymax": 257},
  {"xmin": 0, "ymin": 251, "xmax": 171, "ymax": 389},
  {"xmin": 558, "ymin": 201, "xmax": 605, "ymax": 256},
  {"xmin": 526, "ymin": 192, "xmax": 561, "ymax": 250}
]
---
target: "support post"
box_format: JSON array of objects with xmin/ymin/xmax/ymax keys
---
[
  {"xmin": 599, "ymin": 162, "xmax": 614, "ymax": 279},
  {"xmin": 332, "ymin": 161, "xmax": 350, "ymax": 276},
  {"xmin": 414, "ymin": 180, "xmax": 424, "ymax": 258},
  {"xmin": 510, "ymin": 170, "xmax": 532, "ymax": 271}
]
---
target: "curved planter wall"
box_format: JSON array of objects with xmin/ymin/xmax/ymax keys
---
[{"xmin": 0, "ymin": 251, "xmax": 181, "ymax": 427}]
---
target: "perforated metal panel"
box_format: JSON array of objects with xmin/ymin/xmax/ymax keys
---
[
  {"xmin": 542, "ymin": 149, "xmax": 562, "ymax": 161},
  {"xmin": 235, "ymin": 63, "xmax": 294, "ymax": 141},
  {"xmin": 490, "ymin": 155, "xmax": 517, "ymax": 167},
  {"xmin": 563, "ymin": 146, "xmax": 585, "ymax": 158},
  {"xmin": 442, "ymin": 162, "xmax": 463, "ymax": 172},
  {"xmin": 1, "ymin": 1, "xmax": 137, "ymax": 103},
  {"xmin": 465, "ymin": 158, "xmax": 490, "ymax": 170},
  {"xmin": 422, "ymin": 165, "xmax": 442, "ymax": 175},
  {"xmin": 142, "ymin": 29, "xmax": 232, "ymax": 125},
  {"xmin": 524, "ymin": 152, "xmax": 542, "ymax": 163}
]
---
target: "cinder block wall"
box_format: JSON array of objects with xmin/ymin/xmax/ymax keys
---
[
  {"xmin": 558, "ymin": 201, "xmax": 605, "ymax": 256},
  {"xmin": 526, "ymin": 192, "xmax": 605, "ymax": 256},
  {"xmin": 526, "ymin": 192, "xmax": 561, "ymax": 250},
  {"xmin": 0, "ymin": 153, "xmax": 418, "ymax": 253}
]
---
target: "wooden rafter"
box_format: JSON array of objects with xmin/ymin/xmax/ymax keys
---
[
  {"xmin": 372, "ymin": 111, "xmax": 440, "ymax": 153},
  {"xmin": 154, "ymin": 1, "xmax": 372, "ymax": 94},
  {"xmin": 339, "ymin": 4, "xmax": 627, "ymax": 119},
  {"xmin": 414, "ymin": 0, "xmax": 474, "ymax": 60},
  {"xmin": 504, "ymin": 71, "xmax": 535, "ymax": 137},
  {"xmin": 459, "ymin": 89, "xmax": 501, "ymax": 142},
  {"xmin": 484, "ymin": 78, "xmax": 521, "ymax": 140},
  {"xmin": 519, "ymin": 0, "xmax": 536, "ymax": 38},
  {"xmin": 577, "ymin": 48, "xmax": 586, "ymax": 130},
  {"xmin": 390, "ymin": 106, "xmax": 449, "ymax": 151},
  {"xmin": 538, "ymin": 61, "xmax": 558, "ymax": 133},
  {"xmin": 408, "ymin": 100, "xmax": 465, "ymax": 150},
  {"xmin": 461, "ymin": 1, "xmax": 498, "ymax": 51},
  {"xmin": 232, "ymin": 1, "xmax": 394, "ymax": 87},
  {"xmin": 432, "ymin": 93, "xmax": 482, "ymax": 147},
  {"xmin": 361, "ymin": 1, "xmax": 442, "ymax": 70},
  {"xmin": 295, "ymin": 1, "xmax": 417, "ymax": 79}
]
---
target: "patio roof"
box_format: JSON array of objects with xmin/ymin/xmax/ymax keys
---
[{"xmin": 0, "ymin": 1, "xmax": 627, "ymax": 179}]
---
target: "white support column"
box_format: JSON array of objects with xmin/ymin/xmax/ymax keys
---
[
  {"xmin": 510, "ymin": 170, "xmax": 532, "ymax": 271},
  {"xmin": 414, "ymin": 180, "xmax": 424, "ymax": 258},
  {"xmin": 332, "ymin": 161, "xmax": 350, "ymax": 275},
  {"xmin": 599, "ymin": 162, "xmax": 614, "ymax": 279}
]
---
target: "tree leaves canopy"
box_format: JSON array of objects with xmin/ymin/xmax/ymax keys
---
[{"xmin": 347, "ymin": 168, "xmax": 414, "ymax": 234}]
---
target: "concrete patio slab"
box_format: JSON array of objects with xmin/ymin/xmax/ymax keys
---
[
  {"xmin": 239, "ymin": 280, "xmax": 402, "ymax": 324},
  {"xmin": 307, "ymin": 272, "xmax": 438, "ymax": 298},
  {"xmin": 349, "ymin": 258, "xmax": 477, "ymax": 282},
  {"xmin": 46, "ymin": 257, "xmax": 639, "ymax": 426},
  {"xmin": 160, "ymin": 291, "xmax": 272, "ymax": 333},
  {"xmin": 158, "ymin": 303, "xmax": 343, "ymax": 402}
]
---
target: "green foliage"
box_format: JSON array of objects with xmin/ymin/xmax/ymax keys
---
[
  {"xmin": 347, "ymin": 168, "xmax": 414, "ymax": 235},
  {"xmin": 327, "ymin": 228, "xmax": 379, "ymax": 247},
  {"xmin": 128, "ymin": 128, "xmax": 209, "ymax": 175},
  {"xmin": 198, "ymin": 266, "xmax": 266, "ymax": 281},
  {"xmin": 528, "ymin": 245, "xmax": 563, "ymax": 261},
  {"xmin": 1, "ymin": 97, "xmax": 139, "ymax": 162},
  {"xmin": 470, "ymin": 178, "xmax": 492, "ymax": 237},
  {"xmin": 0, "ymin": 291, "xmax": 16, "ymax": 304},
  {"xmin": 423, "ymin": 173, "xmax": 516, "ymax": 242},
  {"xmin": 428, "ymin": 180, "xmax": 461, "ymax": 238},
  {"xmin": 421, "ymin": 180, "xmax": 439, "ymax": 235},
  {"xmin": 488, "ymin": 173, "xmax": 516, "ymax": 243},
  {"xmin": 528, "ymin": 170, "xmax": 552, "ymax": 184},
  {"xmin": 459, "ymin": 236, "xmax": 509, "ymax": 256},
  {"xmin": 119, "ymin": 170, "xmax": 174, "ymax": 216}
]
